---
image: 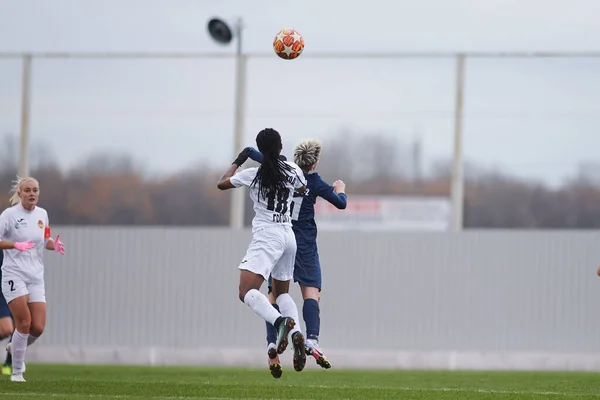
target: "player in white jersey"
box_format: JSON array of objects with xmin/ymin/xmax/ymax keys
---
[
  {"xmin": 0, "ymin": 177, "xmax": 65, "ymax": 382},
  {"xmin": 217, "ymin": 128, "xmax": 308, "ymax": 376}
]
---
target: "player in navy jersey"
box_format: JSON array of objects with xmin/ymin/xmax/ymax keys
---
[
  {"xmin": 0, "ymin": 247, "xmax": 14, "ymax": 375},
  {"xmin": 247, "ymin": 139, "xmax": 347, "ymax": 377},
  {"xmin": 218, "ymin": 129, "xmax": 310, "ymax": 376}
]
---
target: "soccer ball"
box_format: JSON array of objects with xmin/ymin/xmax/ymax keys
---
[{"xmin": 273, "ymin": 29, "xmax": 304, "ymax": 60}]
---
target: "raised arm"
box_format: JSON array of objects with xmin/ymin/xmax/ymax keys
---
[
  {"xmin": 317, "ymin": 177, "xmax": 347, "ymax": 209},
  {"xmin": 217, "ymin": 165, "xmax": 240, "ymax": 190},
  {"xmin": 247, "ymin": 147, "xmax": 287, "ymax": 164},
  {"xmin": 217, "ymin": 148, "xmax": 253, "ymax": 190}
]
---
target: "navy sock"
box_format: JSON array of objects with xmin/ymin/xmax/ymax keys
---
[
  {"xmin": 265, "ymin": 303, "xmax": 280, "ymax": 345},
  {"xmin": 303, "ymin": 298, "xmax": 320, "ymax": 341}
]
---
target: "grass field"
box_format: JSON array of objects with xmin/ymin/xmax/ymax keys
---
[{"xmin": 0, "ymin": 364, "xmax": 598, "ymax": 399}]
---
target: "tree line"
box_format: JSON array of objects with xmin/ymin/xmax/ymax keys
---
[{"xmin": 1, "ymin": 132, "xmax": 599, "ymax": 228}]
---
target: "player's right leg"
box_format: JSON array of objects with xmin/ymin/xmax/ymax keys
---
[
  {"xmin": 3, "ymin": 276, "xmax": 31, "ymax": 382},
  {"xmin": 238, "ymin": 271, "xmax": 293, "ymax": 346},
  {"xmin": 271, "ymin": 227, "xmax": 306, "ymax": 372},
  {"xmin": 265, "ymin": 283, "xmax": 282, "ymax": 379}
]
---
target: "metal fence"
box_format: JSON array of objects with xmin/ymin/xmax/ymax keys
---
[{"xmin": 19, "ymin": 227, "xmax": 600, "ymax": 370}]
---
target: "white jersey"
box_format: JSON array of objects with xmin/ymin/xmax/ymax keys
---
[
  {"xmin": 231, "ymin": 161, "xmax": 307, "ymax": 232},
  {"xmin": 0, "ymin": 203, "xmax": 51, "ymax": 282}
]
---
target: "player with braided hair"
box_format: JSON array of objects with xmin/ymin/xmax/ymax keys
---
[
  {"xmin": 217, "ymin": 128, "xmax": 308, "ymax": 375},
  {"xmin": 247, "ymin": 139, "xmax": 347, "ymax": 377}
]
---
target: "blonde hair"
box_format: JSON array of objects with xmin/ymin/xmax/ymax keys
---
[
  {"xmin": 293, "ymin": 139, "xmax": 322, "ymax": 170},
  {"xmin": 9, "ymin": 176, "xmax": 39, "ymax": 206}
]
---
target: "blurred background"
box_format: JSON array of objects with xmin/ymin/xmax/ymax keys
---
[{"xmin": 1, "ymin": 0, "xmax": 600, "ymax": 371}]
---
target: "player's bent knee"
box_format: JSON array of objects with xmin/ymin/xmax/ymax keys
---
[
  {"xmin": 30, "ymin": 324, "xmax": 44, "ymax": 337},
  {"xmin": 238, "ymin": 270, "xmax": 265, "ymax": 302},
  {"xmin": 238, "ymin": 284, "xmax": 253, "ymax": 303},
  {"xmin": 238, "ymin": 287, "xmax": 246, "ymax": 302}
]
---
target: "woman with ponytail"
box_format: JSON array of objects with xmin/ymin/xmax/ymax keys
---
[
  {"xmin": 249, "ymin": 139, "xmax": 347, "ymax": 375},
  {"xmin": 218, "ymin": 128, "xmax": 308, "ymax": 376}
]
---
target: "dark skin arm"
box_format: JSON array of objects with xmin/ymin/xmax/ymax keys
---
[{"xmin": 217, "ymin": 164, "xmax": 240, "ymax": 190}]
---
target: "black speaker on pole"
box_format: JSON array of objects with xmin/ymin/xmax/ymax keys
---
[{"xmin": 207, "ymin": 18, "xmax": 233, "ymax": 44}]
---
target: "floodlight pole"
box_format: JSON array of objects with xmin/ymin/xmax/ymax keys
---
[
  {"xmin": 18, "ymin": 55, "xmax": 32, "ymax": 177},
  {"xmin": 450, "ymin": 54, "xmax": 466, "ymax": 232},
  {"xmin": 229, "ymin": 18, "xmax": 247, "ymax": 229}
]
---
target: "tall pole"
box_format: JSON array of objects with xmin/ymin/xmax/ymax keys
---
[
  {"xmin": 229, "ymin": 18, "xmax": 246, "ymax": 229},
  {"xmin": 19, "ymin": 54, "xmax": 32, "ymax": 177},
  {"xmin": 450, "ymin": 54, "xmax": 466, "ymax": 232}
]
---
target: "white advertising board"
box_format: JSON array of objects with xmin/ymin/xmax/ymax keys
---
[{"xmin": 314, "ymin": 195, "xmax": 451, "ymax": 231}]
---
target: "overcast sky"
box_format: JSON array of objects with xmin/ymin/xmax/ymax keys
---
[{"xmin": 1, "ymin": 0, "xmax": 599, "ymax": 186}]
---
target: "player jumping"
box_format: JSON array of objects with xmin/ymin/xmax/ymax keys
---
[
  {"xmin": 247, "ymin": 139, "xmax": 347, "ymax": 377},
  {"xmin": 217, "ymin": 128, "xmax": 308, "ymax": 374}
]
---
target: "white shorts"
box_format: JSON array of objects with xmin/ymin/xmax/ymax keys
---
[
  {"xmin": 1, "ymin": 275, "xmax": 46, "ymax": 304},
  {"xmin": 238, "ymin": 226, "xmax": 297, "ymax": 282}
]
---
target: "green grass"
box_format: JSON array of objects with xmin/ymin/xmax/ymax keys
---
[{"xmin": 0, "ymin": 364, "xmax": 599, "ymax": 399}]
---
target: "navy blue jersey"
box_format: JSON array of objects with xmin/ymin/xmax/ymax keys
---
[
  {"xmin": 290, "ymin": 172, "xmax": 346, "ymax": 244},
  {"xmin": 0, "ymin": 249, "xmax": 9, "ymax": 318}
]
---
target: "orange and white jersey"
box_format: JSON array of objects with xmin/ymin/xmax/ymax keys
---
[{"xmin": 0, "ymin": 203, "xmax": 50, "ymax": 282}]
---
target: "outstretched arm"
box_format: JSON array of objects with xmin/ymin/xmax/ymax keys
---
[
  {"xmin": 217, "ymin": 148, "xmax": 254, "ymax": 190},
  {"xmin": 247, "ymin": 147, "xmax": 263, "ymax": 163},
  {"xmin": 247, "ymin": 147, "xmax": 287, "ymax": 163}
]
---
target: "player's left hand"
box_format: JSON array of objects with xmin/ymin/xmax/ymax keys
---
[
  {"xmin": 333, "ymin": 180, "xmax": 346, "ymax": 194},
  {"xmin": 54, "ymin": 235, "xmax": 65, "ymax": 255}
]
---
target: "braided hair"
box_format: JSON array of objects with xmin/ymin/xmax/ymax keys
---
[{"xmin": 251, "ymin": 128, "xmax": 294, "ymax": 200}]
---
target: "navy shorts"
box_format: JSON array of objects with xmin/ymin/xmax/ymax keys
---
[
  {"xmin": 268, "ymin": 241, "xmax": 322, "ymax": 292},
  {"xmin": 0, "ymin": 292, "xmax": 9, "ymax": 318},
  {"xmin": 0, "ymin": 253, "xmax": 9, "ymax": 318}
]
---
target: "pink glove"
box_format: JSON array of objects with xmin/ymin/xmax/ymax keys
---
[
  {"xmin": 54, "ymin": 235, "xmax": 65, "ymax": 255},
  {"xmin": 14, "ymin": 241, "xmax": 35, "ymax": 251}
]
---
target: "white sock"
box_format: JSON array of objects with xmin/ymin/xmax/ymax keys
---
[
  {"xmin": 244, "ymin": 289, "xmax": 282, "ymax": 325},
  {"xmin": 276, "ymin": 293, "xmax": 302, "ymax": 335},
  {"xmin": 11, "ymin": 330, "xmax": 28, "ymax": 375},
  {"xmin": 27, "ymin": 334, "xmax": 38, "ymax": 347}
]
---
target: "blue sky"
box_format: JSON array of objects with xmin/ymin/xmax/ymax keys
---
[{"xmin": 1, "ymin": 0, "xmax": 599, "ymax": 186}]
